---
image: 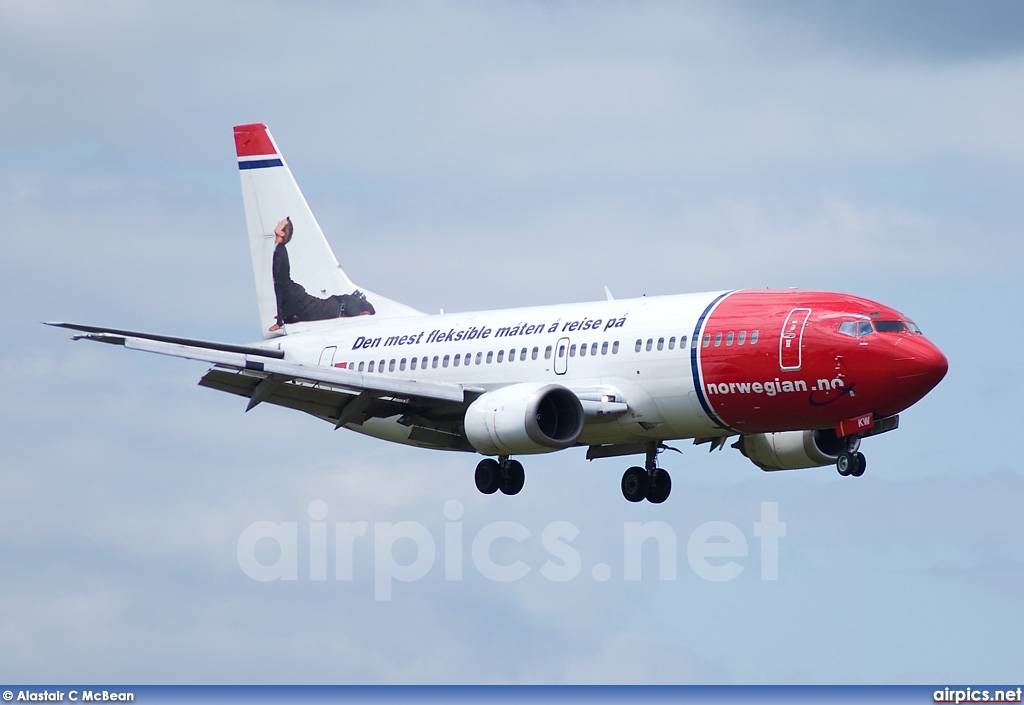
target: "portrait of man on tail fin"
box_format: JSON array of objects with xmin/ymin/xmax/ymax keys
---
[{"xmin": 268, "ymin": 216, "xmax": 376, "ymax": 332}]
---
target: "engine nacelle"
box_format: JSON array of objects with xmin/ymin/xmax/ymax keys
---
[
  {"xmin": 464, "ymin": 383, "xmax": 585, "ymax": 456},
  {"xmin": 733, "ymin": 429, "xmax": 857, "ymax": 471}
]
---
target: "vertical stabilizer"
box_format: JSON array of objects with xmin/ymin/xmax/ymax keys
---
[{"xmin": 234, "ymin": 123, "xmax": 423, "ymax": 338}]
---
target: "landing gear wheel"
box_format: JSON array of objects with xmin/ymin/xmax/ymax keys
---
[
  {"xmin": 500, "ymin": 459, "xmax": 525, "ymax": 496},
  {"xmin": 646, "ymin": 469, "xmax": 672, "ymax": 504},
  {"xmin": 836, "ymin": 452, "xmax": 854, "ymax": 477},
  {"xmin": 475, "ymin": 458, "xmax": 501, "ymax": 494},
  {"xmin": 851, "ymin": 452, "xmax": 867, "ymax": 477},
  {"xmin": 621, "ymin": 466, "xmax": 649, "ymax": 503}
]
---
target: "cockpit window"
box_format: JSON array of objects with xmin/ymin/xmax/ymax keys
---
[
  {"xmin": 905, "ymin": 320, "xmax": 922, "ymax": 334},
  {"xmin": 838, "ymin": 321, "xmax": 856, "ymax": 337},
  {"xmin": 856, "ymin": 320, "xmax": 874, "ymax": 337},
  {"xmin": 873, "ymin": 320, "xmax": 907, "ymax": 333}
]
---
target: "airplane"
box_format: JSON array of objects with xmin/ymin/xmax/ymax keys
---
[{"xmin": 48, "ymin": 123, "xmax": 949, "ymax": 503}]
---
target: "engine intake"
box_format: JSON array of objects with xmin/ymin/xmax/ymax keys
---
[
  {"xmin": 733, "ymin": 429, "xmax": 857, "ymax": 471},
  {"xmin": 464, "ymin": 383, "xmax": 585, "ymax": 456}
]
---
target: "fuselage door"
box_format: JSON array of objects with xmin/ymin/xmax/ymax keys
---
[
  {"xmin": 779, "ymin": 308, "xmax": 811, "ymax": 371},
  {"xmin": 554, "ymin": 337, "xmax": 569, "ymax": 375},
  {"xmin": 319, "ymin": 346, "xmax": 337, "ymax": 366}
]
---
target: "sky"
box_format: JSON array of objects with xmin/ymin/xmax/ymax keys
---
[{"xmin": 2, "ymin": 0, "xmax": 1023, "ymax": 685}]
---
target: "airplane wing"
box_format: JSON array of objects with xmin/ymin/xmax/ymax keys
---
[
  {"xmin": 47, "ymin": 323, "xmax": 632, "ymax": 452},
  {"xmin": 46, "ymin": 322, "xmax": 478, "ymax": 448}
]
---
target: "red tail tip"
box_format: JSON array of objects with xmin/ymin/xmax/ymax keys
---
[{"xmin": 233, "ymin": 123, "xmax": 276, "ymax": 158}]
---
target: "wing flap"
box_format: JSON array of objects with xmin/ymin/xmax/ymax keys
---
[{"xmin": 198, "ymin": 366, "xmax": 407, "ymax": 425}]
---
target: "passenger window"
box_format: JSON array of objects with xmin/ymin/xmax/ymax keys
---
[
  {"xmin": 432, "ymin": 356, "xmax": 439, "ymax": 369},
  {"xmin": 400, "ymin": 358, "xmax": 407, "ymax": 371},
  {"xmin": 612, "ymin": 341, "xmax": 619, "ymax": 354},
  {"xmin": 726, "ymin": 332, "xmax": 734, "ymax": 346},
  {"xmin": 389, "ymin": 359, "xmax": 396, "ymax": 372},
  {"xmin": 737, "ymin": 331, "xmax": 746, "ymax": 345},
  {"xmin": 668, "ymin": 336, "xmax": 676, "ymax": 350},
  {"xmin": 521, "ymin": 348, "xmax": 528, "ymax": 360},
  {"xmin": 440, "ymin": 355, "xmax": 448, "ymax": 368},
  {"xmin": 657, "ymin": 337, "xmax": 665, "ymax": 351},
  {"xmin": 453, "ymin": 354, "xmax": 460, "ymax": 367},
  {"xmin": 680, "ymin": 335, "xmax": 687, "ymax": 349},
  {"xmin": 476, "ymin": 352, "xmax": 483, "ymax": 365},
  {"xmin": 635, "ymin": 339, "xmax": 642, "ymax": 353},
  {"xmin": 579, "ymin": 344, "xmax": 586, "ymax": 357},
  {"xmin": 486, "ymin": 351, "xmax": 494, "ymax": 364},
  {"xmin": 601, "ymin": 341, "xmax": 609, "ymax": 355},
  {"xmin": 750, "ymin": 330, "xmax": 759, "ymax": 344},
  {"xmin": 714, "ymin": 333, "xmax": 722, "ymax": 347},
  {"xmin": 646, "ymin": 338, "xmax": 653, "ymax": 352},
  {"xmin": 497, "ymin": 350, "xmax": 504, "ymax": 363},
  {"xmin": 544, "ymin": 345, "xmax": 552, "ymax": 360},
  {"xmin": 532, "ymin": 347, "xmax": 539, "ymax": 361},
  {"xmin": 367, "ymin": 361, "xmax": 374, "ymax": 373},
  {"xmin": 508, "ymin": 349, "xmax": 516, "ymax": 362},
  {"xmin": 379, "ymin": 359, "xmax": 385, "ymax": 372},
  {"xmin": 421, "ymin": 357, "xmax": 428, "ymax": 369},
  {"xmin": 702, "ymin": 334, "xmax": 710, "ymax": 348}
]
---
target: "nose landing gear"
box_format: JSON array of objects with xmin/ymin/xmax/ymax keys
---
[{"xmin": 836, "ymin": 450, "xmax": 867, "ymax": 477}]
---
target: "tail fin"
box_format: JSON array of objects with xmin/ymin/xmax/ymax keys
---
[{"xmin": 234, "ymin": 123, "xmax": 423, "ymax": 338}]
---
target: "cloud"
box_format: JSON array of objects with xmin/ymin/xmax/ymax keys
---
[{"xmin": 731, "ymin": 0, "xmax": 1024, "ymax": 63}]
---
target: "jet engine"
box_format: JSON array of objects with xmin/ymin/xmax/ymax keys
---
[
  {"xmin": 464, "ymin": 383, "xmax": 585, "ymax": 456},
  {"xmin": 733, "ymin": 429, "xmax": 856, "ymax": 471}
]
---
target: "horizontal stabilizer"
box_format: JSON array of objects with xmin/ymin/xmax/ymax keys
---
[
  {"xmin": 45, "ymin": 322, "xmax": 285, "ymax": 359},
  {"xmin": 49, "ymin": 322, "xmax": 467, "ymax": 403}
]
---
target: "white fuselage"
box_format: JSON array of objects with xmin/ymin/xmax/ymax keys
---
[{"xmin": 268, "ymin": 291, "xmax": 729, "ymax": 449}]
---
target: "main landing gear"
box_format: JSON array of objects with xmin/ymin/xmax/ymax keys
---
[
  {"xmin": 475, "ymin": 456, "xmax": 525, "ymax": 496},
  {"xmin": 473, "ymin": 443, "xmax": 676, "ymax": 502},
  {"xmin": 621, "ymin": 444, "xmax": 672, "ymax": 504}
]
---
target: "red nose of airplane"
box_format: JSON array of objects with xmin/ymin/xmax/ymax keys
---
[{"xmin": 891, "ymin": 336, "xmax": 948, "ymax": 407}]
